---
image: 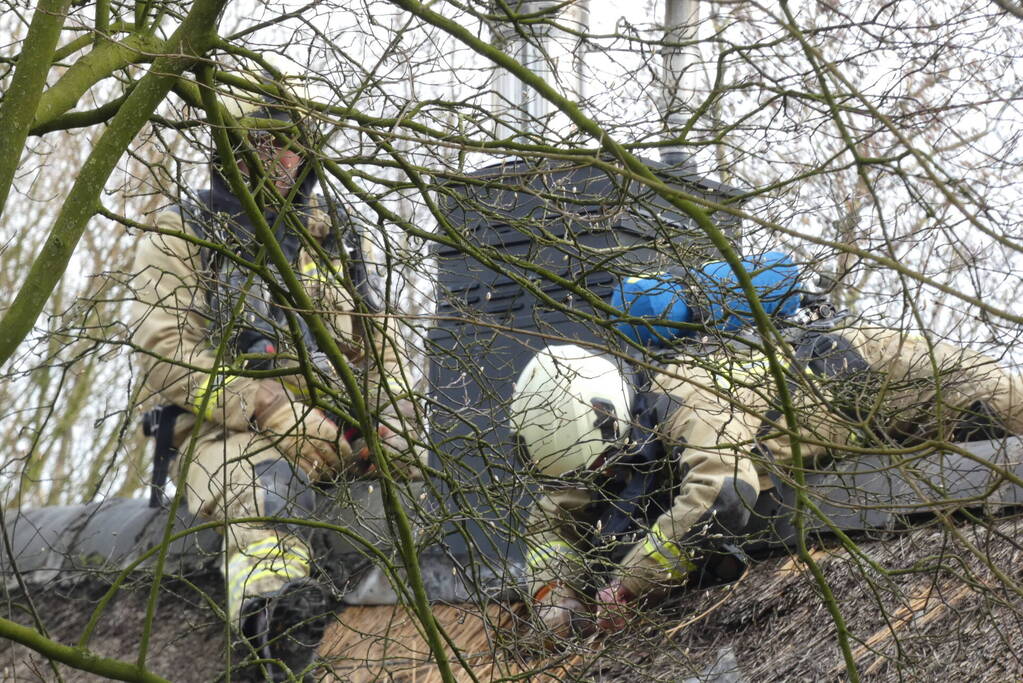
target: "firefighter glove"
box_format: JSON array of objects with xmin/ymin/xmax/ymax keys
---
[
  {"xmin": 253, "ymin": 380, "xmax": 351, "ymax": 479},
  {"xmin": 350, "ymin": 398, "xmax": 420, "ymax": 477}
]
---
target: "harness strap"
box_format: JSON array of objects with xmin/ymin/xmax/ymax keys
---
[
  {"xmin": 144, "ymin": 404, "xmax": 188, "ymax": 508},
  {"xmin": 594, "ymin": 392, "xmax": 659, "ymax": 541}
]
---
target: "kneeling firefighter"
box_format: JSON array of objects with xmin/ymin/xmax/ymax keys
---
[
  {"xmin": 511, "ymin": 253, "xmax": 1023, "ymax": 639},
  {"xmin": 130, "ymin": 71, "xmax": 424, "ymax": 679}
]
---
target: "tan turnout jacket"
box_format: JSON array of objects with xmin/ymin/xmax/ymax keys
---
[
  {"xmin": 525, "ymin": 325, "xmax": 1023, "ymax": 600},
  {"xmin": 130, "ymin": 207, "xmax": 423, "ymax": 477}
]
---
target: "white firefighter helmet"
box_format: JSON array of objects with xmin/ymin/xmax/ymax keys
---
[{"xmin": 510, "ymin": 345, "xmax": 633, "ymax": 477}]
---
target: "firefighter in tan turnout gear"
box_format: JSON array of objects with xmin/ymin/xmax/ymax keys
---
[
  {"xmin": 129, "ymin": 77, "xmax": 422, "ymax": 679},
  {"xmin": 511, "ymin": 278, "xmax": 1023, "ymax": 640}
]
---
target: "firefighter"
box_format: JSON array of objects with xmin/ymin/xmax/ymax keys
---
[
  {"xmin": 129, "ymin": 73, "xmax": 423, "ymax": 679},
  {"xmin": 511, "ymin": 322, "xmax": 1023, "ymax": 639}
]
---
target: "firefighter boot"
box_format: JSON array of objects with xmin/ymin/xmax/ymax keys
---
[{"xmin": 238, "ymin": 577, "xmax": 332, "ymax": 681}]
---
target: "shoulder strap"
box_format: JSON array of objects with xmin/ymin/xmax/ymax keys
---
[
  {"xmin": 313, "ymin": 195, "xmax": 383, "ymax": 314},
  {"xmin": 172, "ymin": 190, "xmax": 222, "ymax": 275},
  {"xmin": 143, "ymin": 404, "xmax": 188, "ymax": 508},
  {"xmin": 594, "ymin": 390, "xmax": 679, "ymax": 554}
]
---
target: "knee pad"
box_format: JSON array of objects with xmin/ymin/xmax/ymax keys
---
[
  {"xmin": 795, "ymin": 332, "xmax": 870, "ymax": 378},
  {"xmin": 796, "ymin": 332, "xmax": 873, "ymax": 421},
  {"xmin": 952, "ymin": 400, "xmax": 1009, "ymax": 442},
  {"xmin": 253, "ymin": 458, "xmax": 317, "ymax": 524},
  {"xmin": 682, "ymin": 476, "xmax": 759, "ymax": 543}
]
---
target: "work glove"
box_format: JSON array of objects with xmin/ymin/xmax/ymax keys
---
[
  {"xmin": 253, "ymin": 380, "xmax": 351, "ymax": 479},
  {"xmin": 532, "ymin": 583, "xmax": 592, "ymax": 643},
  {"xmin": 349, "ymin": 398, "xmax": 421, "ymax": 477},
  {"xmin": 306, "ymin": 207, "xmax": 331, "ymax": 239},
  {"xmin": 594, "ymin": 581, "xmax": 635, "ymax": 634}
]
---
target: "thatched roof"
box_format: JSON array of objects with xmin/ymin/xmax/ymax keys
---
[
  {"xmin": 4, "ymin": 438, "xmax": 1023, "ymax": 680},
  {"xmin": 4, "ymin": 514, "xmax": 1023, "ymax": 681},
  {"xmin": 579, "ymin": 516, "xmax": 1023, "ymax": 681},
  {"xmin": 329, "ymin": 514, "xmax": 1023, "ymax": 681}
]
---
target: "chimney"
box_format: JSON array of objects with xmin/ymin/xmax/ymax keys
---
[
  {"xmin": 491, "ymin": 0, "xmax": 590, "ymax": 140},
  {"xmin": 661, "ymin": 0, "xmax": 699, "ymax": 171}
]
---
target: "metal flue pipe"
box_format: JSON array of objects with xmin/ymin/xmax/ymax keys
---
[
  {"xmin": 661, "ymin": 0, "xmax": 699, "ymax": 170},
  {"xmin": 491, "ymin": 0, "xmax": 589, "ymax": 141}
]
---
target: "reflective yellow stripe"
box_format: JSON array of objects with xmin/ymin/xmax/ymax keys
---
[
  {"xmin": 642, "ymin": 538, "xmax": 685, "ymax": 580},
  {"xmin": 225, "ymin": 533, "xmax": 312, "ymax": 616},
  {"xmin": 230, "ymin": 556, "xmax": 308, "ymax": 601},
  {"xmin": 643, "ymin": 524, "xmax": 694, "ymax": 581},
  {"xmin": 229, "ymin": 553, "xmax": 310, "ymax": 585},
  {"xmin": 244, "ymin": 537, "xmax": 285, "ymax": 556},
  {"xmin": 230, "ymin": 549, "xmax": 311, "ymax": 572},
  {"xmin": 525, "ymin": 540, "xmax": 579, "ymax": 570},
  {"xmin": 193, "ymin": 367, "xmax": 240, "ymax": 419},
  {"xmin": 709, "ymin": 353, "xmax": 789, "ymax": 390},
  {"xmin": 228, "ymin": 556, "xmax": 311, "ymax": 592},
  {"xmin": 227, "ymin": 536, "xmax": 311, "ymax": 595},
  {"xmin": 242, "ymin": 537, "xmax": 311, "ymax": 562},
  {"xmin": 301, "ymin": 260, "xmax": 331, "ymax": 283},
  {"xmin": 651, "ymin": 524, "xmax": 682, "ymax": 557},
  {"xmin": 228, "ymin": 563, "xmax": 309, "ymax": 606},
  {"xmin": 384, "ymin": 375, "xmax": 405, "ymax": 393},
  {"xmin": 378, "ymin": 374, "xmax": 410, "ymax": 399}
]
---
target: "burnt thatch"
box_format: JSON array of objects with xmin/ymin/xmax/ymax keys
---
[
  {"xmin": 3, "ymin": 514, "xmax": 1023, "ymax": 681},
  {"xmin": 569, "ymin": 515, "xmax": 1023, "ymax": 682}
]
